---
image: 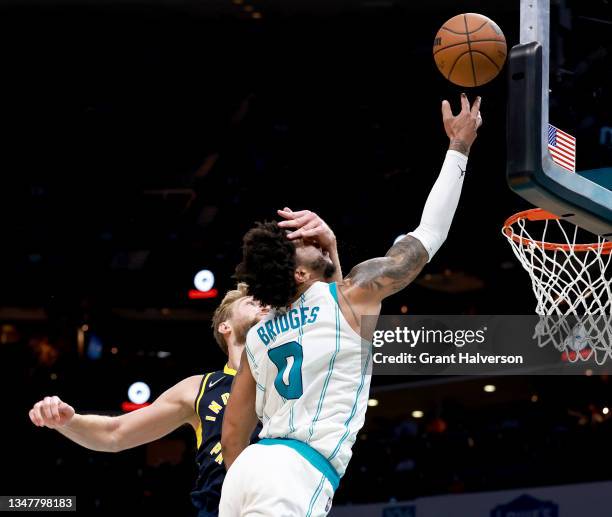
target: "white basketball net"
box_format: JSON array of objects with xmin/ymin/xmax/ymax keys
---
[{"xmin": 503, "ymin": 213, "xmax": 612, "ymax": 365}]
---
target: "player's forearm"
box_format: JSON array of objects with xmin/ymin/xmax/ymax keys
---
[
  {"xmin": 408, "ymin": 150, "xmax": 468, "ymax": 261},
  {"xmin": 56, "ymin": 414, "xmax": 121, "ymax": 453},
  {"xmin": 221, "ymin": 413, "xmax": 258, "ymax": 470},
  {"xmin": 328, "ymin": 242, "xmax": 343, "ymax": 283},
  {"xmin": 221, "ymin": 430, "xmax": 250, "ymax": 470}
]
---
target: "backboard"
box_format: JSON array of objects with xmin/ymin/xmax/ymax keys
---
[{"xmin": 507, "ymin": 0, "xmax": 612, "ymax": 238}]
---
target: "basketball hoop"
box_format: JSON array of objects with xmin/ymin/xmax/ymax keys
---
[{"xmin": 502, "ymin": 208, "xmax": 612, "ymax": 364}]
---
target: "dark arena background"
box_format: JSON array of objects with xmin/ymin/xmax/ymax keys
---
[{"xmin": 1, "ymin": 0, "xmax": 611, "ymax": 515}]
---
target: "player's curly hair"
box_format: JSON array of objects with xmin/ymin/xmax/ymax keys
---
[{"xmin": 234, "ymin": 221, "xmax": 297, "ymax": 309}]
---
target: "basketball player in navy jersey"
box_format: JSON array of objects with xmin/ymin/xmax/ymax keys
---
[{"xmin": 29, "ymin": 284, "xmax": 264, "ymax": 516}]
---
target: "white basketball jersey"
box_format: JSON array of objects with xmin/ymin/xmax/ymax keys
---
[{"xmin": 245, "ymin": 281, "xmax": 372, "ymax": 478}]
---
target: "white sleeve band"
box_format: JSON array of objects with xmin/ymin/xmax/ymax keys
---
[{"xmin": 408, "ymin": 150, "xmax": 468, "ymax": 262}]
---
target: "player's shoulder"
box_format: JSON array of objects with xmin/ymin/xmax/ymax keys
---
[
  {"xmin": 171, "ymin": 374, "xmax": 205, "ymax": 397},
  {"xmin": 192, "ymin": 368, "xmax": 229, "ymax": 409},
  {"xmin": 310, "ymin": 280, "xmax": 337, "ymax": 298},
  {"xmin": 200, "ymin": 368, "xmax": 229, "ymax": 388}
]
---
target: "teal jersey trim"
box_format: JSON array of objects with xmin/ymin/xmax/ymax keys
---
[
  {"xmin": 306, "ymin": 475, "xmax": 326, "ymax": 517},
  {"xmin": 328, "ymin": 347, "xmax": 372, "ymax": 461},
  {"xmin": 328, "ymin": 282, "xmax": 339, "ymax": 305},
  {"xmin": 259, "ymin": 438, "xmax": 340, "ymax": 491}
]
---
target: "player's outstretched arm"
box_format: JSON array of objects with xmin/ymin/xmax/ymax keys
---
[
  {"xmin": 221, "ymin": 349, "xmax": 259, "ymax": 470},
  {"xmin": 341, "ymin": 94, "xmax": 482, "ymax": 312},
  {"xmin": 28, "ymin": 375, "xmax": 201, "ymax": 453}
]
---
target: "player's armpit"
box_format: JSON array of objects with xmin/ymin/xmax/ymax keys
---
[
  {"xmin": 221, "ymin": 349, "xmax": 258, "ymax": 470},
  {"xmin": 342, "ymin": 235, "xmax": 428, "ymax": 307}
]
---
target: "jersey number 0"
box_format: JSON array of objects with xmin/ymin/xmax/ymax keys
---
[{"xmin": 268, "ymin": 341, "xmax": 303, "ymax": 399}]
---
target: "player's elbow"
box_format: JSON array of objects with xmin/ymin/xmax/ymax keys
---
[
  {"xmin": 409, "ymin": 226, "xmax": 447, "ymax": 262},
  {"xmin": 106, "ymin": 418, "xmax": 126, "ymax": 453}
]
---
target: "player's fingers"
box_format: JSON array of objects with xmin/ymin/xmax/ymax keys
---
[
  {"xmin": 277, "ymin": 209, "xmax": 297, "ymax": 220},
  {"xmin": 50, "ymin": 396, "xmax": 61, "ymax": 421},
  {"xmin": 280, "ymin": 209, "xmax": 311, "ymax": 219},
  {"xmin": 34, "ymin": 402, "xmax": 45, "ymax": 427},
  {"xmin": 279, "ymin": 211, "xmax": 318, "ymax": 227},
  {"xmin": 277, "ymin": 218, "xmax": 301, "ymax": 228},
  {"xmin": 32, "ymin": 409, "xmax": 44, "ymax": 427},
  {"xmin": 283, "ymin": 207, "xmax": 292, "ymax": 213},
  {"xmin": 441, "ymin": 100, "xmax": 453, "ymax": 120},
  {"xmin": 32, "ymin": 402, "xmax": 44, "ymax": 425},
  {"xmin": 287, "ymin": 219, "xmax": 321, "ymax": 239},
  {"xmin": 29, "ymin": 409, "xmax": 40, "ymax": 426},
  {"xmin": 460, "ymin": 92, "xmax": 470, "ymax": 114},
  {"xmin": 42, "ymin": 397, "xmax": 54, "ymax": 420},
  {"xmin": 300, "ymin": 219, "xmax": 321, "ymax": 232},
  {"xmin": 299, "ymin": 227, "xmax": 324, "ymax": 238},
  {"xmin": 59, "ymin": 402, "xmax": 74, "ymax": 416},
  {"xmin": 476, "ymin": 111, "xmax": 483, "ymax": 129},
  {"xmin": 286, "ymin": 213, "xmax": 315, "ymax": 229},
  {"xmin": 286, "ymin": 228, "xmax": 304, "ymax": 240},
  {"xmin": 470, "ymin": 96, "xmax": 482, "ymax": 116},
  {"xmin": 42, "ymin": 397, "xmax": 53, "ymax": 420}
]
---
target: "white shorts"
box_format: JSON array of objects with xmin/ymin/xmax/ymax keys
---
[{"xmin": 219, "ymin": 440, "xmax": 337, "ymax": 517}]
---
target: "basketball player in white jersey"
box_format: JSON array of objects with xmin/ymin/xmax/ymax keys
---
[{"xmin": 220, "ymin": 94, "xmax": 483, "ymax": 516}]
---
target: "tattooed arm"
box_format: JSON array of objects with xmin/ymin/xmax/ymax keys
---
[
  {"xmin": 339, "ymin": 94, "xmax": 482, "ymax": 320},
  {"xmin": 339, "ymin": 236, "xmax": 429, "ymax": 317}
]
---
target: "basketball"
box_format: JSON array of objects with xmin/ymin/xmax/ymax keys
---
[{"xmin": 433, "ymin": 13, "xmax": 507, "ymax": 87}]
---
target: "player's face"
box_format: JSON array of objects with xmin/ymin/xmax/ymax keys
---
[
  {"xmin": 294, "ymin": 237, "xmax": 336, "ymax": 280},
  {"xmin": 230, "ymin": 296, "xmax": 269, "ymax": 343}
]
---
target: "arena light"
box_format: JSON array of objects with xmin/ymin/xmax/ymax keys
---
[
  {"xmin": 483, "ymin": 384, "xmax": 496, "ymax": 393},
  {"xmin": 194, "ymin": 269, "xmax": 215, "ymax": 292},
  {"xmin": 411, "ymin": 410, "xmax": 424, "ymax": 419},
  {"xmin": 121, "ymin": 401, "xmax": 151, "ymax": 412},
  {"xmin": 603, "ymin": 407, "xmax": 610, "ymax": 416},
  {"xmin": 367, "ymin": 398, "xmax": 379, "ymax": 407},
  {"xmin": 128, "ymin": 382, "xmax": 151, "ymax": 405},
  {"xmin": 188, "ymin": 288, "xmax": 219, "ymax": 300}
]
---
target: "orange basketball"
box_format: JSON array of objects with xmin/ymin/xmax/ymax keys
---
[{"xmin": 433, "ymin": 13, "xmax": 507, "ymax": 87}]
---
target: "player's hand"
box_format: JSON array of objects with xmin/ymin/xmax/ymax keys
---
[
  {"xmin": 277, "ymin": 208, "xmax": 337, "ymax": 250},
  {"xmin": 29, "ymin": 396, "xmax": 75, "ymax": 429},
  {"xmin": 442, "ymin": 93, "xmax": 482, "ymax": 156}
]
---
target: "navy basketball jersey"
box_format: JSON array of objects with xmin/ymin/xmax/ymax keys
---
[{"xmin": 191, "ymin": 364, "xmax": 260, "ymax": 516}]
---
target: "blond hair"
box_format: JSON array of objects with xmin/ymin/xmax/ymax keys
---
[{"xmin": 212, "ymin": 283, "xmax": 249, "ymax": 355}]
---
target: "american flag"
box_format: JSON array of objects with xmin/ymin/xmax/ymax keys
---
[{"xmin": 548, "ymin": 124, "xmax": 576, "ymax": 172}]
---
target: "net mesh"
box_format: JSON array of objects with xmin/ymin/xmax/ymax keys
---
[{"xmin": 503, "ymin": 212, "xmax": 612, "ymax": 365}]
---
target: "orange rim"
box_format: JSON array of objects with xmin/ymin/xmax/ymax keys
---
[{"xmin": 503, "ymin": 208, "xmax": 612, "ymax": 254}]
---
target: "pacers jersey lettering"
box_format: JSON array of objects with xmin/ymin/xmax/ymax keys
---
[{"xmin": 191, "ymin": 365, "xmax": 260, "ymax": 515}]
